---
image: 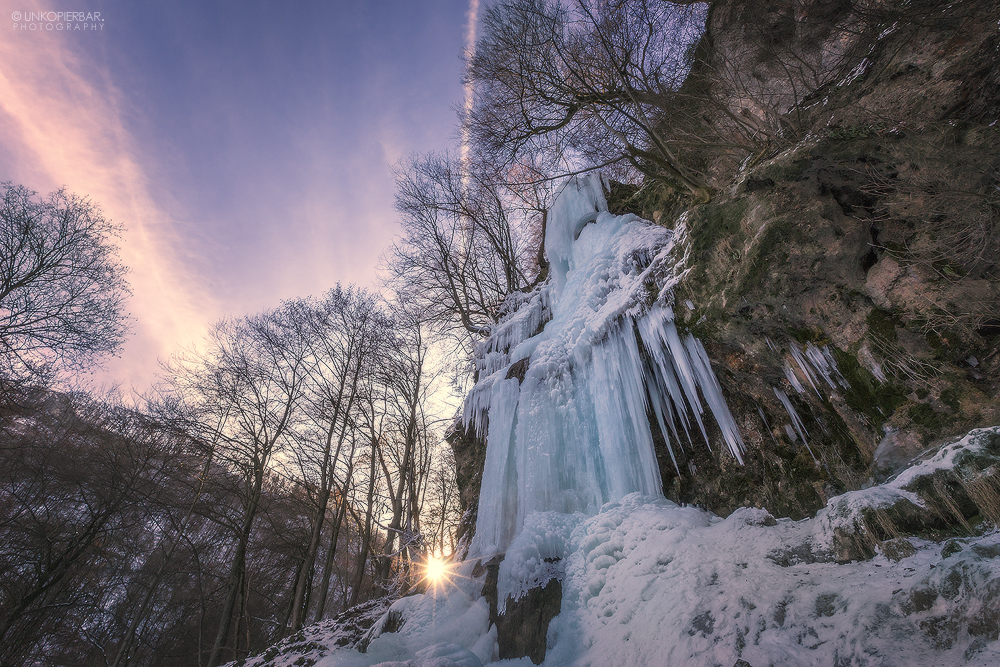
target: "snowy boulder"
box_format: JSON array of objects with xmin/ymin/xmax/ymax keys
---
[
  {"xmin": 894, "ymin": 427, "xmax": 1000, "ymax": 529},
  {"xmin": 813, "ymin": 486, "xmax": 929, "ymax": 563},
  {"xmin": 722, "ymin": 506, "xmax": 778, "ymax": 528},
  {"xmin": 809, "ymin": 427, "xmax": 1000, "ymax": 563}
]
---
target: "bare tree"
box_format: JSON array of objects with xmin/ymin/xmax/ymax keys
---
[
  {"xmin": 347, "ymin": 436, "xmax": 381, "ymax": 607},
  {"xmin": 423, "ymin": 446, "xmax": 461, "ymax": 557},
  {"xmin": 106, "ymin": 394, "xmax": 224, "ymax": 667},
  {"xmin": 0, "ymin": 390, "xmax": 168, "ymax": 667},
  {"xmin": 467, "ymin": 0, "xmax": 712, "ymax": 199},
  {"xmin": 385, "ymin": 151, "xmax": 546, "ymax": 339},
  {"xmin": 367, "ymin": 309, "xmax": 442, "ymax": 593},
  {"xmin": 0, "ymin": 292, "xmax": 461, "ymax": 664},
  {"xmin": 0, "ymin": 184, "xmax": 131, "ymax": 383},
  {"xmin": 310, "ymin": 435, "xmax": 361, "ymax": 621},
  {"xmin": 283, "ymin": 288, "xmax": 388, "ymax": 634},
  {"xmin": 163, "ymin": 305, "xmax": 309, "ymax": 667}
]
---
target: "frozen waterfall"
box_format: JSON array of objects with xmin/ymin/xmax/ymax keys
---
[{"xmin": 464, "ymin": 174, "xmax": 745, "ymax": 558}]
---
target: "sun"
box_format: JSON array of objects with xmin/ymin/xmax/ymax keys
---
[{"xmin": 422, "ymin": 555, "xmax": 452, "ymax": 588}]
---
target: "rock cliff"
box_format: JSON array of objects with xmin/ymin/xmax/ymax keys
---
[{"xmin": 453, "ymin": 0, "xmax": 1000, "ymax": 533}]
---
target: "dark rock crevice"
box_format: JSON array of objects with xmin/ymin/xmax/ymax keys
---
[{"xmin": 475, "ymin": 557, "xmax": 563, "ymax": 665}]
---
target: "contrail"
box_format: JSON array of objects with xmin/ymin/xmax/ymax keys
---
[{"xmin": 460, "ymin": 0, "xmax": 480, "ymax": 173}]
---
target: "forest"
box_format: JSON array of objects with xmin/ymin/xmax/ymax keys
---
[{"xmin": 0, "ymin": 183, "xmax": 461, "ymax": 666}]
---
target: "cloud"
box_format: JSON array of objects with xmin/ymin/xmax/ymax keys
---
[
  {"xmin": 0, "ymin": 5, "xmax": 212, "ymax": 391},
  {"xmin": 0, "ymin": 0, "xmax": 470, "ymax": 393}
]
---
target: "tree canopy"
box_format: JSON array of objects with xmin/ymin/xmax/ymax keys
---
[
  {"xmin": 0, "ymin": 183, "xmax": 131, "ymax": 382},
  {"xmin": 468, "ymin": 0, "xmax": 710, "ymax": 198}
]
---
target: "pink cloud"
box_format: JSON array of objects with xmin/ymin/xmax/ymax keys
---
[{"xmin": 0, "ymin": 6, "xmax": 215, "ymax": 391}]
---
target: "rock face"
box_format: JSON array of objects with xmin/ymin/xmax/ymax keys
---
[
  {"xmin": 599, "ymin": 0, "xmax": 1000, "ymax": 522},
  {"xmin": 443, "ymin": 2, "xmax": 1000, "ymax": 661},
  {"xmin": 447, "ymin": 421, "xmax": 488, "ymax": 553},
  {"xmin": 476, "ymin": 557, "xmax": 562, "ymax": 665}
]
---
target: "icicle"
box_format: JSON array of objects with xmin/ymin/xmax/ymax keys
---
[
  {"xmin": 684, "ymin": 335, "xmax": 745, "ymax": 465},
  {"xmin": 470, "ymin": 378, "xmax": 521, "ymax": 556},
  {"xmin": 783, "ymin": 363, "xmax": 806, "ymax": 394},
  {"xmin": 773, "ymin": 388, "xmax": 818, "ymax": 463},
  {"xmin": 789, "ymin": 344, "xmax": 822, "ymax": 398},
  {"xmin": 805, "ymin": 343, "xmax": 848, "ymax": 390},
  {"xmin": 787, "ymin": 341, "xmax": 848, "ymax": 398},
  {"xmin": 638, "ymin": 313, "xmax": 698, "ymax": 449}
]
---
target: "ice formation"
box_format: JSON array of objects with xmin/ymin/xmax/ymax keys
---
[
  {"xmin": 464, "ymin": 174, "xmax": 745, "ymax": 558},
  {"xmin": 773, "ymin": 388, "xmax": 818, "ymax": 463},
  {"xmin": 784, "ymin": 341, "xmax": 849, "ymax": 399},
  {"xmin": 239, "ymin": 166, "xmax": 1000, "ymax": 666}
]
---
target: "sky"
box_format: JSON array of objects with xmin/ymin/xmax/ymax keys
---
[{"xmin": 0, "ymin": 0, "xmax": 475, "ymax": 391}]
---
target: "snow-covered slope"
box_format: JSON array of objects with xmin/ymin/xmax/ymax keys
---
[{"xmin": 239, "ymin": 429, "xmax": 1000, "ymax": 667}]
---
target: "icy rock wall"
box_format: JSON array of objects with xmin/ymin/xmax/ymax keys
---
[{"xmin": 464, "ymin": 174, "xmax": 745, "ymax": 558}]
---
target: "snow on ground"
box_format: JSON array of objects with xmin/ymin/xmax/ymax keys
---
[
  {"xmin": 551, "ymin": 493, "xmax": 1000, "ymax": 667},
  {"xmin": 252, "ymin": 428, "xmax": 1000, "ymax": 667},
  {"xmin": 227, "ymin": 431, "xmax": 999, "ymax": 667},
  {"xmin": 270, "ymin": 484, "xmax": 999, "ymax": 666},
  {"xmin": 315, "ymin": 572, "xmax": 496, "ymax": 667}
]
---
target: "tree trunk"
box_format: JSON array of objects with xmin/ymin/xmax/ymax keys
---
[
  {"xmin": 312, "ymin": 438, "xmax": 357, "ymax": 621},
  {"xmin": 112, "ymin": 443, "xmax": 218, "ymax": 667},
  {"xmin": 348, "ymin": 449, "xmax": 378, "ymax": 607},
  {"xmin": 207, "ymin": 470, "xmax": 263, "ymax": 667}
]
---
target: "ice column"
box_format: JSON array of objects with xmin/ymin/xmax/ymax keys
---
[{"xmin": 466, "ymin": 175, "xmax": 745, "ymax": 557}]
